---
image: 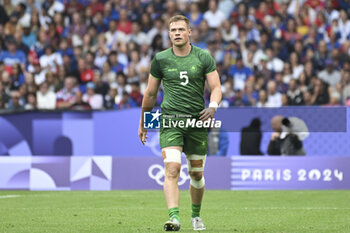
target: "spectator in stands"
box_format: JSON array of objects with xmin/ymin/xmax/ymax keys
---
[
  {"xmin": 221, "ymin": 19, "xmax": 238, "ymax": 43},
  {"xmin": 94, "ymin": 48, "xmax": 108, "ymax": 70},
  {"xmin": 37, "ymin": 82, "xmax": 56, "ymax": 110},
  {"xmin": 150, "ymin": 34, "xmax": 165, "ymax": 58},
  {"xmin": 115, "ymin": 91, "xmax": 137, "ymax": 109},
  {"xmin": 0, "ymin": 0, "xmax": 350, "ymax": 112},
  {"xmin": 0, "ymin": 81, "xmax": 9, "ymax": 108},
  {"xmin": 0, "ymin": 61, "xmax": 5, "ymax": 77},
  {"xmin": 13, "ymin": 30, "xmax": 29, "ymax": 55},
  {"xmin": 232, "ymin": 89, "xmax": 246, "ymax": 106},
  {"xmin": 242, "ymin": 82, "xmax": 258, "ymax": 106},
  {"xmin": 101, "ymin": 61, "xmax": 116, "ymax": 84},
  {"xmin": 342, "ymin": 71, "xmax": 350, "ymax": 105},
  {"xmin": 128, "ymin": 21, "xmax": 147, "ymax": 46},
  {"xmin": 21, "ymin": 21, "xmax": 36, "ymax": 49},
  {"xmin": 2, "ymin": 71, "xmax": 13, "ymax": 94},
  {"xmin": 162, "ymin": 0, "xmax": 178, "ymax": 22},
  {"xmin": 83, "ymin": 82, "xmax": 103, "ymax": 110},
  {"xmin": 290, "ymin": 52, "xmax": 304, "ymax": 80},
  {"xmin": 0, "ymin": 95, "xmax": 3, "ymax": 109},
  {"xmin": 266, "ymin": 47, "xmax": 284, "ymax": 73},
  {"xmin": 16, "ymin": 3, "xmax": 30, "ymax": 31},
  {"xmin": 107, "ymin": 51, "xmax": 124, "ymax": 74},
  {"xmin": 303, "ymin": 91, "xmax": 313, "ymax": 106},
  {"xmin": 256, "ymin": 89, "xmax": 268, "ymax": 107},
  {"xmin": 256, "ymin": 54, "xmax": 273, "ymax": 82},
  {"xmin": 282, "ymin": 62, "xmax": 293, "ymax": 84},
  {"xmin": 33, "ymin": 62, "xmax": 46, "ymax": 86},
  {"xmin": 129, "ymin": 82, "xmax": 142, "ymax": 107},
  {"xmin": 0, "ymin": 37, "xmax": 26, "ymax": 70},
  {"xmin": 318, "ymin": 59, "xmax": 341, "ymax": 87},
  {"xmin": 67, "ymin": 12, "xmax": 87, "ymax": 39},
  {"xmin": 47, "ymin": 0, "xmax": 65, "ymax": 17},
  {"xmin": 271, "ymin": 38, "xmax": 289, "ymax": 62},
  {"xmin": 186, "ymin": 2, "xmax": 203, "ymax": 27},
  {"xmin": 89, "ymin": 0, "xmax": 104, "ymax": 17},
  {"xmin": 93, "ymin": 11, "xmax": 108, "ymax": 33},
  {"xmin": 311, "ymin": 79, "xmax": 330, "ymax": 105},
  {"xmin": 4, "ymin": 11, "xmax": 17, "ymax": 36},
  {"xmin": 77, "ymin": 58, "xmax": 94, "ymax": 83},
  {"xmin": 91, "ymin": 72, "xmax": 108, "ymax": 97},
  {"xmin": 198, "ymin": 20, "xmax": 212, "ymax": 44},
  {"xmin": 275, "ymin": 72, "xmax": 289, "ymax": 94},
  {"xmin": 286, "ymin": 79, "xmax": 304, "ymax": 105},
  {"xmin": 117, "ymin": 9, "xmax": 132, "ymax": 35},
  {"xmin": 229, "ymin": 54, "xmax": 254, "ymax": 91},
  {"xmin": 314, "ymin": 40, "xmax": 329, "ymax": 70},
  {"xmin": 56, "ymin": 76, "xmax": 79, "ymax": 109},
  {"xmin": 220, "ymin": 81, "xmax": 234, "ymax": 107},
  {"xmin": 303, "ymin": 61, "xmax": 316, "ymax": 82},
  {"xmin": 11, "ymin": 63, "xmax": 24, "ymax": 90},
  {"xmin": 7, "ymin": 90, "xmax": 24, "ymax": 110},
  {"xmin": 328, "ymin": 91, "xmax": 341, "ymax": 106},
  {"xmin": 204, "ymin": 0, "xmax": 226, "ymax": 29},
  {"xmin": 104, "ymin": 83, "xmax": 118, "ymax": 109},
  {"xmin": 245, "ymin": 17, "xmax": 260, "ymax": 42},
  {"xmin": 266, "ymin": 80, "xmax": 282, "ymax": 107},
  {"xmin": 71, "ymin": 90, "xmax": 91, "ymax": 110},
  {"xmin": 39, "ymin": 45, "xmax": 63, "ymax": 74},
  {"xmin": 242, "ymin": 39, "xmax": 264, "ymax": 67},
  {"xmin": 24, "ymin": 92, "xmax": 36, "ymax": 110},
  {"xmin": 147, "ymin": 18, "xmax": 168, "ymax": 49},
  {"xmin": 338, "ymin": 9, "xmax": 350, "ymax": 44}
]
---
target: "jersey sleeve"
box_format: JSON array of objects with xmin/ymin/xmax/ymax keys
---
[
  {"xmin": 150, "ymin": 55, "xmax": 162, "ymax": 80},
  {"xmin": 202, "ymin": 51, "xmax": 216, "ymax": 75}
]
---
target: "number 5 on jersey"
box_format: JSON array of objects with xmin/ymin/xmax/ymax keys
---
[{"xmin": 180, "ymin": 71, "xmax": 189, "ymax": 86}]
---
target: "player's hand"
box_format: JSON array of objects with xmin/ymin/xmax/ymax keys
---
[
  {"xmin": 199, "ymin": 107, "xmax": 216, "ymax": 122},
  {"xmin": 138, "ymin": 123, "xmax": 148, "ymax": 145}
]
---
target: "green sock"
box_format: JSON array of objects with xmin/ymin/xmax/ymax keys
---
[
  {"xmin": 191, "ymin": 204, "xmax": 201, "ymax": 218},
  {"xmin": 168, "ymin": 207, "xmax": 180, "ymax": 222}
]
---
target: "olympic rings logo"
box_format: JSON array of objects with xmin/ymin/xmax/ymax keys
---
[{"xmin": 148, "ymin": 164, "xmax": 190, "ymax": 186}]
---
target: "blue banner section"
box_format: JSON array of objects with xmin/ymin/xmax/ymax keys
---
[
  {"xmin": 216, "ymin": 107, "xmax": 347, "ymax": 132},
  {"xmin": 0, "ymin": 156, "xmax": 348, "ymax": 190},
  {"xmin": 0, "ymin": 107, "xmax": 349, "ymax": 156}
]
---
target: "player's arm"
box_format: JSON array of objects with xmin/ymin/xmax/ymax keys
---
[
  {"xmin": 138, "ymin": 74, "xmax": 161, "ymax": 145},
  {"xmin": 199, "ymin": 70, "xmax": 222, "ymax": 121}
]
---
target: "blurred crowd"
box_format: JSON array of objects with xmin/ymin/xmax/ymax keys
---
[{"xmin": 0, "ymin": 0, "xmax": 350, "ymax": 111}]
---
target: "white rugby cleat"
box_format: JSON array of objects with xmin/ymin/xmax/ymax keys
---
[
  {"xmin": 164, "ymin": 217, "xmax": 181, "ymax": 231},
  {"xmin": 192, "ymin": 217, "xmax": 206, "ymax": 231}
]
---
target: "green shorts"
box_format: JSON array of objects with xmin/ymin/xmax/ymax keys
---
[{"xmin": 160, "ymin": 118, "xmax": 208, "ymax": 155}]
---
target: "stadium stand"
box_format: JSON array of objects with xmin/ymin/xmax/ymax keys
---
[{"xmin": 0, "ymin": 0, "xmax": 350, "ymax": 111}]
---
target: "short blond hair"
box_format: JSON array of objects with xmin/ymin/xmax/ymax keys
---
[{"xmin": 168, "ymin": 15, "xmax": 190, "ymax": 29}]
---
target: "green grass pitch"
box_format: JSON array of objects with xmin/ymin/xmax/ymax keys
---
[{"xmin": 0, "ymin": 190, "xmax": 349, "ymax": 233}]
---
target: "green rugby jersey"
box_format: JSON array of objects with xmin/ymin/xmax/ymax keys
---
[{"xmin": 150, "ymin": 45, "xmax": 216, "ymax": 116}]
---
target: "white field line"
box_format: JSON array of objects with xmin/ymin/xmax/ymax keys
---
[
  {"xmin": 0, "ymin": 195, "xmax": 21, "ymax": 199},
  {"xmin": 237, "ymin": 207, "xmax": 350, "ymax": 210},
  {"xmin": 0, "ymin": 207, "xmax": 349, "ymax": 210}
]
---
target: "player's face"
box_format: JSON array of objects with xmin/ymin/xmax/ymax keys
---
[{"xmin": 169, "ymin": 20, "xmax": 191, "ymax": 48}]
